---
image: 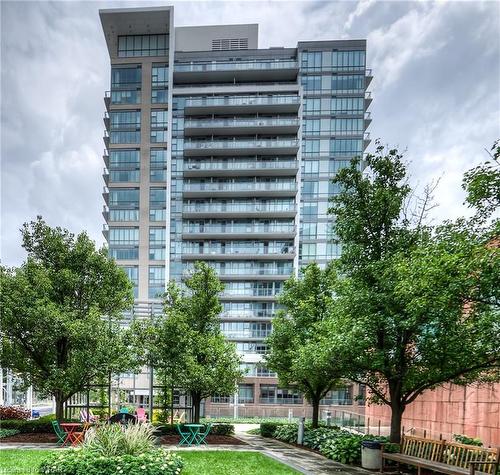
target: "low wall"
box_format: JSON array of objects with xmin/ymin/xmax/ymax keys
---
[{"xmin": 365, "ymin": 383, "xmax": 499, "ymax": 446}]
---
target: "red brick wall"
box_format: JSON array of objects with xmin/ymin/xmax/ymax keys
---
[{"xmin": 365, "ymin": 383, "xmax": 499, "ymax": 446}]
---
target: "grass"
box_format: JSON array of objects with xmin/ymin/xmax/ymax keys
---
[
  {"xmin": 0, "ymin": 449, "xmax": 299, "ymax": 474},
  {"xmin": 0, "ymin": 449, "xmax": 50, "ymax": 473}
]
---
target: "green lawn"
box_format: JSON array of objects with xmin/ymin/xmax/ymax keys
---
[{"xmin": 0, "ymin": 449, "xmax": 299, "ymax": 474}]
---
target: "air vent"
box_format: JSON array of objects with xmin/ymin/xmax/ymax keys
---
[{"xmin": 212, "ymin": 38, "xmax": 249, "ymax": 51}]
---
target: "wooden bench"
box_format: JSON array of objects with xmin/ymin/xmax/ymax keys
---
[{"xmin": 381, "ymin": 435, "xmax": 499, "ymax": 475}]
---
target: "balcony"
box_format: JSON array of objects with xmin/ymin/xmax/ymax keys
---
[
  {"xmin": 174, "ymin": 59, "xmax": 298, "ymax": 84},
  {"xmin": 365, "ymin": 91, "xmax": 373, "ymax": 107},
  {"xmin": 183, "ymin": 180, "xmax": 298, "ymax": 198},
  {"xmin": 183, "ymin": 138, "xmax": 299, "ymax": 157},
  {"xmin": 183, "ymin": 159, "xmax": 299, "ymax": 178},
  {"xmin": 184, "ymin": 95, "xmax": 300, "ymax": 115},
  {"xmin": 182, "ymin": 223, "xmax": 296, "ymax": 240},
  {"xmin": 220, "ymin": 310, "xmax": 274, "ymax": 319},
  {"xmin": 184, "ymin": 117, "xmax": 300, "ymax": 136},
  {"xmin": 182, "ymin": 246, "xmax": 295, "ymax": 261},
  {"xmin": 103, "ymin": 130, "xmax": 109, "ymax": 149},
  {"xmin": 223, "ymin": 330, "xmax": 272, "ymax": 339},
  {"xmin": 103, "ymin": 111, "xmax": 110, "ymax": 129},
  {"xmin": 182, "ymin": 202, "xmax": 297, "ymax": 219},
  {"xmin": 104, "ymin": 91, "xmax": 110, "ymax": 110},
  {"xmin": 364, "ymin": 111, "xmax": 372, "ymax": 127},
  {"xmin": 102, "ymin": 186, "xmax": 109, "ymax": 204},
  {"xmin": 102, "ymin": 168, "xmax": 109, "ymax": 186}
]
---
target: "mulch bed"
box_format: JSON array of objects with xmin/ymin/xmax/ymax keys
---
[
  {"xmin": 160, "ymin": 434, "xmax": 246, "ymax": 445},
  {"xmin": 1, "ymin": 432, "xmax": 246, "ymax": 446},
  {"xmin": 1, "ymin": 433, "xmax": 58, "ymax": 443}
]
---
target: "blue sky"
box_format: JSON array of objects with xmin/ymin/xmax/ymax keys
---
[{"xmin": 1, "ymin": 0, "xmax": 499, "ymax": 265}]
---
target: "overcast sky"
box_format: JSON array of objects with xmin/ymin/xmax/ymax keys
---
[{"xmin": 1, "ymin": 0, "xmax": 499, "ymax": 266}]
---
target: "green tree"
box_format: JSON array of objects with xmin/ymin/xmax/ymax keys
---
[
  {"xmin": 266, "ymin": 263, "xmax": 345, "ymax": 428},
  {"xmin": 463, "ymin": 139, "xmax": 500, "ymax": 220},
  {"xmin": 327, "ymin": 143, "xmax": 500, "ymax": 442},
  {"xmin": 150, "ymin": 262, "xmax": 243, "ymax": 423},
  {"xmin": 0, "ymin": 217, "xmax": 135, "ymax": 420}
]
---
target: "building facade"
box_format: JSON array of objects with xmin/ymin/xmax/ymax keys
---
[{"xmin": 100, "ymin": 6, "xmax": 371, "ymax": 418}]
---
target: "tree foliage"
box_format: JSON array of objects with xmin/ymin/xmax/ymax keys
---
[
  {"xmin": 0, "ymin": 217, "xmax": 135, "ymax": 420},
  {"xmin": 463, "ymin": 139, "xmax": 500, "ymax": 220},
  {"xmin": 142, "ymin": 262, "xmax": 244, "ymax": 423},
  {"xmin": 266, "ymin": 263, "xmax": 345, "ymax": 428},
  {"xmin": 326, "ymin": 142, "xmax": 500, "ymax": 442}
]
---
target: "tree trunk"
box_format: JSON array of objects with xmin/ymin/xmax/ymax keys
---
[
  {"xmin": 311, "ymin": 397, "xmax": 320, "ymax": 429},
  {"xmin": 191, "ymin": 392, "xmax": 201, "ymax": 423},
  {"xmin": 55, "ymin": 393, "xmax": 65, "ymax": 421},
  {"xmin": 389, "ymin": 401, "xmax": 404, "ymax": 443}
]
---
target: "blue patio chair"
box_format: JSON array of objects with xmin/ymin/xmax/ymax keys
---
[
  {"xmin": 176, "ymin": 423, "xmax": 191, "ymax": 446},
  {"xmin": 195, "ymin": 422, "xmax": 212, "ymax": 446}
]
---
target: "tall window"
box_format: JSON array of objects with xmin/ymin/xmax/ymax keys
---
[
  {"xmin": 121, "ymin": 266, "xmax": 138, "ymax": 298},
  {"xmin": 110, "ymin": 111, "xmax": 141, "ymax": 129},
  {"xmin": 109, "ymin": 189, "xmax": 139, "ymax": 207},
  {"xmin": 109, "ymin": 228, "xmax": 139, "ymax": 245},
  {"xmin": 149, "ymin": 266, "xmax": 165, "ymax": 298},
  {"xmin": 111, "ymin": 67, "xmax": 141, "ymax": 87},
  {"xmin": 118, "ymin": 35, "xmax": 168, "ymax": 57},
  {"xmin": 109, "ymin": 150, "xmax": 140, "ymax": 169},
  {"xmin": 152, "ymin": 64, "xmax": 168, "ymax": 86}
]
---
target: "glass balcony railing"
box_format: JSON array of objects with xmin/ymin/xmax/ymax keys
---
[
  {"xmin": 175, "ymin": 60, "xmax": 298, "ymax": 73},
  {"xmin": 183, "ymin": 245, "xmax": 295, "ymax": 255},
  {"xmin": 185, "ymin": 95, "xmax": 300, "ymax": 108},
  {"xmin": 184, "ymin": 265, "xmax": 293, "ymax": 276},
  {"xmin": 184, "ymin": 160, "xmax": 298, "ymax": 172},
  {"xmin": 223, "ymin": 329, "xmax": 272, "ymax": 338},
  {"xmin": 183, "ymin": 202, "xmax": 296, "ymax": 213},
  {"xmin": 183, "ymin": 224, "xmax": 295, "ymax": 234},
  {"xmin": 184, "ymin": 117, "xmax": 300, "ymax": 129},
  {"xmin": 222, "ymin": 289, "xmax": 280, "ymax": 297},
  {"xmin": 184, "ymin": 139, "xmax": 299, "ymax": 151},
  {"xmin": 183, "ymin": 182, "xmax": 297, "ymax": 193},
  {"xmin": 220, "ymin": 310, "xmax": 274, "ymax": 318}
]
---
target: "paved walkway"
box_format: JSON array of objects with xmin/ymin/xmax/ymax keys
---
[{"xmin": 233, "ymin": 425, "xmax": 373, "ymax": 475}]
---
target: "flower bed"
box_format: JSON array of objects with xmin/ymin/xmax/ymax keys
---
[{"xmin": 262, "ymin": 422, "xmax": 393, "ymax": 465}]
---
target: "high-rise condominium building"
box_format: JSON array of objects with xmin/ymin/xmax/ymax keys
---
[{"xmin": 100, "ymin": 6, "xmax": 372, "ymax": 418}]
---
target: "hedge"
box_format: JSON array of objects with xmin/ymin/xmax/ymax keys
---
[{"xmin": 0, "ymin": 415, "xmax": 59, "ymax": 433}]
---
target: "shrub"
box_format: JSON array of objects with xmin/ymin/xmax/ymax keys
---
[
  {"xmin": 453, "ymin": 434, "xmax": 483, "ymax": 447},
  {"xmin": 304, "ymin": 427, "xmax": 341, "ymax": 450},
  {"xmin": 274, "ymin": 424, "xmax": 298, "ymax": 444},
  {"xmin": 0, "ymin": 418, "xmax": 56, "ymax": 433},
  {"xmin": 0, "ymin": 428, "xmax": 20, "ymax": 438},
  {"xmin": 84, "ymin": 423, "xmax": 156, "ymax": 457},
  {"xmin": 39, "ymin": 448, "xmax": 183, "ymax": 475},
  {"xmin": 260, "ymin": 422, "xmax": 288, "ymax": 438},
  {"xmin": 320, "ymin": 432, "xmax": 365, "ymax": 464},
  {"xmin": 210, "ymin": 423, "xmax": 234, "ymax": 436},
  {"xmin": 0, "ymin": 405, "xmax": 30, "ymax": 420}
]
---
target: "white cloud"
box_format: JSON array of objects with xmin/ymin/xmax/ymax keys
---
[{"xmin": 1, "ymin": 0, "xmax": 499, "ymax": 265}]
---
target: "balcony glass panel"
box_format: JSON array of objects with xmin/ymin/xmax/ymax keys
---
[
  {"xmin": 183, "ymin": 200, "xmax": 295, "ymax": 214},
  {"xmin": 184, "ymin": 222, "xmax": 295, "ymax": 234},
  {"xmin": 175, "ymin": 59, "xmax": 297, "ymax": 72},
  {"xmin": 185, "ymin": 95, "xmax": 300, "ymax": 108},
  {"xmin": 222, "ymin": 281, "xmax": 283, "ymax": 297},
  {"xmin": 184, "ymin": 159, "xmax": 297, "ymax": 172},
  {"xmin": 184, "ymin": 181, "xmax": 297, "ymax": 193},
  {"xmin": 184, "ymin": 261, "xmax": 293, "ymax": 276},
  {"xmin": 184, "ymin": 138, "xmax": 299, "ymax": 150},
  {"xmin": 221, "ymin": 322, "xmax": 272, "ymax": 339},
  {"xmin": 184, "ymin": 117, "xmax": 299, "ymax": 129}
]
